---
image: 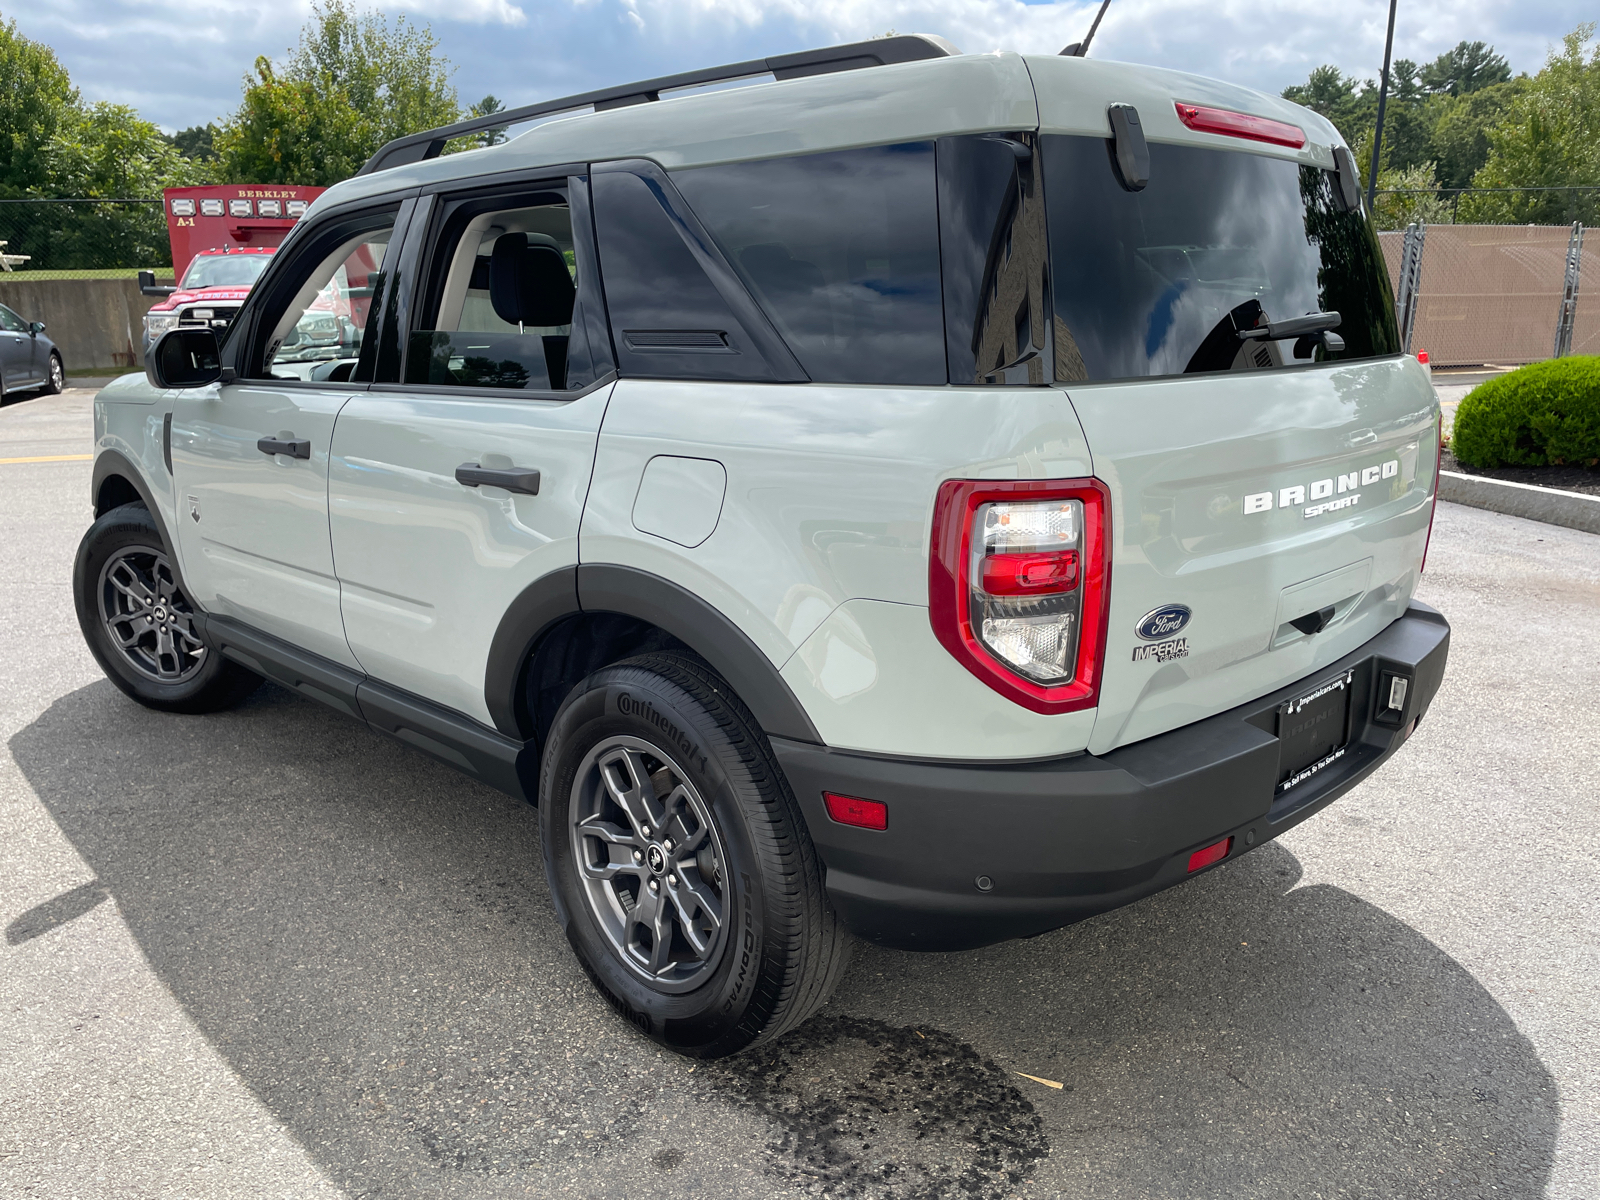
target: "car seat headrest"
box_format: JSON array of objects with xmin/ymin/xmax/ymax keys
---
[{"xmin": 489, "ymin": 232, "xmax": 576, "ymax": 328}]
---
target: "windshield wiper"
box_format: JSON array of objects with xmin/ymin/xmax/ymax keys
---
[{"xmin": 1238, "ymin": 311, "xmax": 1341, "ymax": 341}]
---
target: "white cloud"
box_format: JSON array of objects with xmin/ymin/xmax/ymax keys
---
[{"xmin": 12, "ymin": 0, "xmax": 1593, "ymax": 132}]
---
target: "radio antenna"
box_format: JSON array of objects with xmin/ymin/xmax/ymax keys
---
[{"xmin": 1060, "ymin": 0, "xmax": 1113, "ymax": 57}]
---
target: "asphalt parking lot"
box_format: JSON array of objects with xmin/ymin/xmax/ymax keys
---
[{"xmin": 2, "ymin": 385, "xmax": 1596, "ymax": 1199}]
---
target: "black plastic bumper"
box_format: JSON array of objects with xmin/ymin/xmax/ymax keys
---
[{"xmin": 772, "ymin": 601, "xmax": 1450, "ymax": 951}]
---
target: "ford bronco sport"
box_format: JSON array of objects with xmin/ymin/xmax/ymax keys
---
[{"xmin": 77, "ymin": 35, "xmax": 1449, "ymax": 1058}]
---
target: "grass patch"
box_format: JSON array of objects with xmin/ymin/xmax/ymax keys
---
[{"xmin": 0, "ymin": 268, "xmax": 174, "ymax": 282}]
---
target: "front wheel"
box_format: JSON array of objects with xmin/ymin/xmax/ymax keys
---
[
  {"xmin": 43, "ymin": 352, "xmax": 64, "ymax": 394},
  {"xmin": 73, "ymin": 503, "xmax": 261, "ymax": 713},
  {"xmin": 540, "ymin": 652, "xmax": 850, "ymax": 1057}
]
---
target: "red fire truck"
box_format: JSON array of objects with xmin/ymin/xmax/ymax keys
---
[{"xmin": 139, "ymin": 183, "xmax": 326, "ymax": 353}]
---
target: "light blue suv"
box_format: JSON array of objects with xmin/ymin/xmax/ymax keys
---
[{"xmin": 75, "ymin": 35, "xmax": 1449, "ymax": 1057}]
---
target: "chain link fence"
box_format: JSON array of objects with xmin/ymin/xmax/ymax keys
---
[
  {"xmin": 1378, "ymin": 222, "xmax": 1592, "ymax": 367},
  {"xmin": 0, "ymin": 199, "xmax": 174, "ymax": 280}
]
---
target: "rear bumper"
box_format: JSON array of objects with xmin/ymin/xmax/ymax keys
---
[{"xmin": 772, "ymin": 601, "xmax": 1450, "ymax": 951}]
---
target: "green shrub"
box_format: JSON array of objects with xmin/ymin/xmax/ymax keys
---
[{"xmin": 1450, "ymin": 356, "xmax": 1600, "ymax": 468}]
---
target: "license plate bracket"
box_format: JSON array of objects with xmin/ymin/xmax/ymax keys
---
[{"xmin": 1276, "ymin": 669, "xmax": 1354, "ymax": 793}]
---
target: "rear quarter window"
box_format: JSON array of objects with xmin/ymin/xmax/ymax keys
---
[
  {"xmin": 671, "ymin": 143, "xmax": 945, "ymax": 386},
  {"xmin": 1041, "ymin": 135, "xmax": 1399, "ymax": 382}
]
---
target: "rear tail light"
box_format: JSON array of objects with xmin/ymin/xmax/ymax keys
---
[
  {"xmin": 929, "ymin": 478, "xmax": 1111, "ymax": 714},
  {"xmin": 1422, "ymin": 409, "xmax": 1442, "ymax": 572},
  {"xmin": 1174, "ymin": 102, "xmax": 1306, "ymax": 149}
]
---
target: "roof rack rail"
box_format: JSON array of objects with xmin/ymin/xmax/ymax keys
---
[{"xmin": 355, "ymin": 34, "xmax": 960, "ymax": 177}]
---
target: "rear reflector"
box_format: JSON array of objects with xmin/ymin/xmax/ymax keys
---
[
  {"xmin": 824, "ymin": 792, "xmax": 888, "ymax": 831},
  {"xmin": 1174, "ymin": 102, "xmax": 1306, "ymax": 149},
  {"xmin": 1187, "ymin": 837, "xmax": 1233, "ymax": 873}
]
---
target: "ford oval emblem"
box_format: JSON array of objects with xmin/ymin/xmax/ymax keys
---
[{"xmin": 1136, "ymin": 604, "xmax": 1191, "ymax": 641}]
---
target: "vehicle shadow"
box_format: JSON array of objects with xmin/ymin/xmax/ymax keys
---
[{"xmin": 9, "ymin": 681, "xmax": 1557, "ymax": 1200}]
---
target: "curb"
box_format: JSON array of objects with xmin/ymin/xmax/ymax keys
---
[{"xmin": 1438, "ymin": 471, "xmax": 1600, "ymax": 535}]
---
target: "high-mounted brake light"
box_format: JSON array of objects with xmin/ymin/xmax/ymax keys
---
[
  {"xmin": 929, "ymin": 478, "xmax": 1111, "ymax": 714},
  {"xmin": 1175, "ymin": 102, "xmax": 1306, "ymax": 149}
]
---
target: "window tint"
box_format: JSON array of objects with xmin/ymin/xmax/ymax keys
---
[
  {"xmin": 937, "ymin": 134, "xmax": 1051, "ymax": 385},
  {"xmin": 673, "ymin": 143, "xmax": 944, "ymax": 385},
  {"xmin": 591, "ymin": 167, "xmax": 787, "ymax": 382},
  {"xmin": 1042, "ymin": 135, "xmax": 1399, "ymax": 382},
  {"xmin": 0, "ymin": 305, "xmax": 27, "ymax": 333},
  {"xmin": 254, "ymin": 219, "xmax": 394, "ymax": 382},
  {"xmin": 405, "ymin": 195, "xmax": 587, "ymax": 391}
]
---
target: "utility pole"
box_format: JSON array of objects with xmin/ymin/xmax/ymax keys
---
[{"xmin": 1367, "ymin": 0, "xmax": 1399, "ymax": 211}]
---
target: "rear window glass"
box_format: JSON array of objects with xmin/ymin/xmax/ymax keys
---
[
  {"xmin": 1041, "ymin": 135, "xmax": 1398, "ymax": 382},
  {"xmin": 672, "ymin": 143, "xmax": 945, "ymax": 386}
]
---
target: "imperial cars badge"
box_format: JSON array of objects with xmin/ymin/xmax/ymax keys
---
[{"xmin": 1136, "ymin": 604, "xmax": 1191, "ymax": 641}]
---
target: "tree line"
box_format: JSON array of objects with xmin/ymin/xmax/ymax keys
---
[
  {"xmin": 0, "ymin": 0, "xmax": 504, "ymax": 204},
  {"xmin": 1283, "ymin": 25, "xmax": 1599, "ymax": 226}
]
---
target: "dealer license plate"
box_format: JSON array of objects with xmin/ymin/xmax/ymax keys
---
[{"xmin": 1276, "ymin": 669, "xmax": 1354, "ymax": 793}]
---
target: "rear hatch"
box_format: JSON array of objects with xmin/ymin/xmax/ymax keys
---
[{"xmin": 1027, "ymin": 63, "xmax": 1439, "ymax": 755}]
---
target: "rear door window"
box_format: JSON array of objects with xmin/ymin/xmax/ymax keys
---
[
  {"xmin": 672, "ymin": 143, "xmax": 945, "ymax": 386},
  {"xmin": 1041, "ymin": 135, "xmax": 1399, "ymax": 382},
  {"xmin": 402, "ymin": 185, "xmax": 609, "ymax": 393}
]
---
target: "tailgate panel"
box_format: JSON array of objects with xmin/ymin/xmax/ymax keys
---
[{"xmin": 1069, "ymin": 357, "xmax": 1438, "ymax": 755}]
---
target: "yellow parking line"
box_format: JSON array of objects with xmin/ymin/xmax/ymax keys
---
[{"xmin": 0, "ymin": 453, "xmax": 93, "ymax": 464}]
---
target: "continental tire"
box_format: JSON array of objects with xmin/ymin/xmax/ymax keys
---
[
  {"xmin": 540, "ymin": 652, "xmax": 850, "ymax": 1058},
  {"xmin": 73, "ymin": 503, "xmax": 262, "ymax": 713}
]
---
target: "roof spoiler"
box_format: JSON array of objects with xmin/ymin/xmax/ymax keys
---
[{"xmin": 355, "ymin": 34, "xmax": 961, "ymax": 177}]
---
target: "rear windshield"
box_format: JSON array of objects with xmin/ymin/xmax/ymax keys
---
[
  {"xmin": 1041, "ymin": 135, "xmax": 1398, "ymax": 382},
  {"xmin": 182, "ymin": 254, "xmax": 270, "ymax": 290}
]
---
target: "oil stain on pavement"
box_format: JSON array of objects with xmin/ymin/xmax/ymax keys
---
[{"xmin": 706, "ymin": 1014, "xmax": 1048, "ymax": 1199}]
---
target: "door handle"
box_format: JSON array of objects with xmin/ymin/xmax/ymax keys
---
[
  {"xmin": 257, "ymin": 435, "xmax": 311, "ymax": 459},
  {"xmin": 456, "ymin": 463, "xmax": 540, "ymax": 495}
]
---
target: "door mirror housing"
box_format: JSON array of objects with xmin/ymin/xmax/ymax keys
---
[
  {"xmin": 148, "ymin": 327, "xmax": 224, "ymax": 388},
  {"xmin": 28, "ymin": 321, "xmax": 45, "ymax": 335},
  {"xmin": 138, "ymin": 269, "xmax": 178, "ymax": 298}
]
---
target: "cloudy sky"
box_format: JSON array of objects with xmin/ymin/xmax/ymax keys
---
[{"xmin": 13, "ymin": 0, "xmax": 1595, "ymax": 133}]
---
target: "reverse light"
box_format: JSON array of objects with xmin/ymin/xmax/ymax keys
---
[
  {"xmin": 929, "ymin": 478, "xmax": 1111, "ymax": 714},
  {"xmin": 1175, "ymin": 102, "xmax": 1306, "ymax": 149},
  {"xmin": 823, "ymin": 792, "xmax": 888, "ymax": 831},
  {"xmin": 1187, "ymin": 837, "xmax": 1232, "ymax": 873}
]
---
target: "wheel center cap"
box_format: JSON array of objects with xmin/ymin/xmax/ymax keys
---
[
  {"xmin": 153, "ymin": 606, "xmax": 168, "ymax": 622},
  {"xmin": 646, "ymin": 844, "xmax": 667, "ymax": 875}
]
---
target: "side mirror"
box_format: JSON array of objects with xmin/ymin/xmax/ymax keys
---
[
  {"xmin": 138, "ymin": 269, "xmax": 178, "ymax": 298},
  {"xmin": 147, "ymin": 327, "xmax": 223, "ymax": 389},
  {"xmin": 28, "ymin": 321, "xmax": 44, "ymax": 335}
]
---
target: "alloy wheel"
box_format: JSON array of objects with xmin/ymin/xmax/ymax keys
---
[
  {"xmin": 49, "ymin": 355, "xmax": 63, "ymax": 391},
  {"xmin": 569, "ymin": 735, "xmax": 730, "ymax": 993},
  {"xmin": 97, "ymin": 545, "xmax": 207, "ymax": 683}
]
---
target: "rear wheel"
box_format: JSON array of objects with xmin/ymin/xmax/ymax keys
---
[
  {"xmin": 540, "ymin": 652, "xmax": 850, "ymax": 1057},
  {"xmin": 73, "ymin": 503, "xmax": 261, "ymax": 713}
]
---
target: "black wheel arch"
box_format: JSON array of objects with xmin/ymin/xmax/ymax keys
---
[
  {"xmin": 484, "ymin": 563, "xmax": 824, "ymax": 752},
  {"xmin": 91, "ymin": 450, "xmax": 190, "ymax": 596}
]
